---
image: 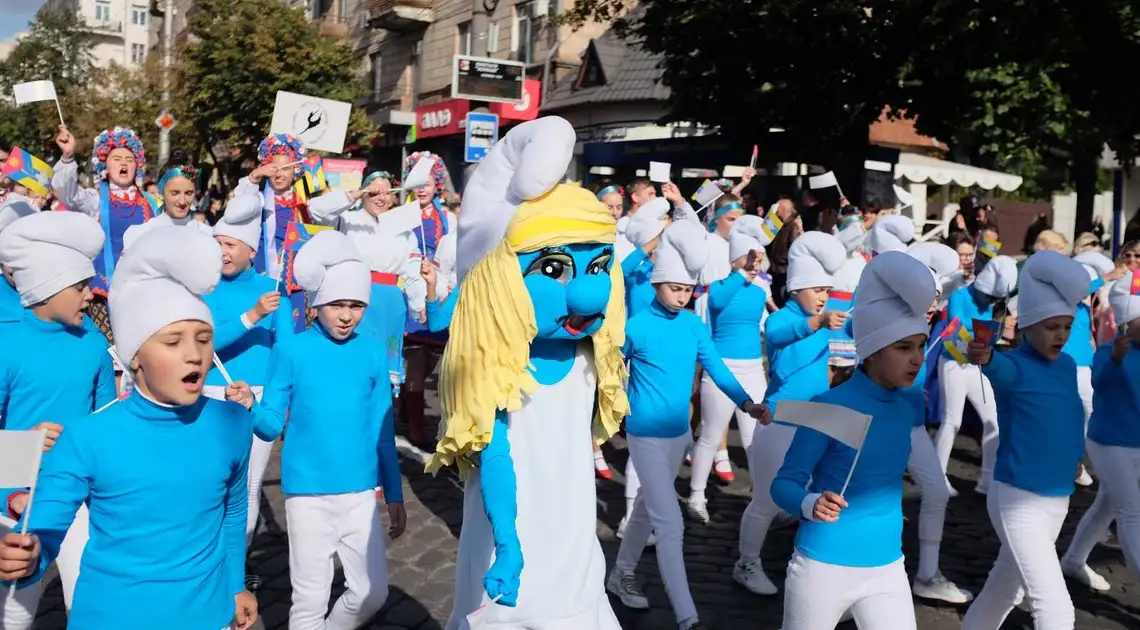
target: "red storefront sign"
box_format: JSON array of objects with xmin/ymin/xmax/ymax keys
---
[
  {"xmin": 416, "ymin": 99, "xmax": 470, "ymax": 139},
  {"xmin": 490, "ymin": 79, "xmax": 541, "ymax": 122}
]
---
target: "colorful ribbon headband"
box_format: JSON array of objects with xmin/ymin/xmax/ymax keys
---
[
  {"xmin": 157, "ymin": 166, "xmax": 197, "ymax": 194},
  {"xmin": 596, "ymin": 185, "xmax": 622, "ymax": 200}
]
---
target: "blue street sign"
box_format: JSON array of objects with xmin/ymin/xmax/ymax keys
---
[{"xmin": 464, "ymin": 112, "xmax": 500, "ymax": 163}]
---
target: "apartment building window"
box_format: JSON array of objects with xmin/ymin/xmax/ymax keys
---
[
  {"xmin": 132, "ymin": 5, "xmax": 147, "ymax": 26},
  {"xmin": 513, "ymin": 2, "xmax": 536, "ymax": 64},
  {"xmin": 487, "ymin": 21, "xmax": 500, "ymax": 54},
  {"xmin": 95, "ymin": 1, "xmax": 111, "ymax": 21},
  {"xmin": 457, "ymin": 21, "xmax": 472, "ymax": 56},
  {"xmin": 370, "ymin": 52, "xmax": 383, "ymax": 99},
  {"xmin": 130, "ymin": 43, "xmax": 146, "ymax": 64}
]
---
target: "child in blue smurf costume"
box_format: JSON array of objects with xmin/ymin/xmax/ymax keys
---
[{"xmin": 428, "ymin": 117, "xmax": 628, "ymax": 629}]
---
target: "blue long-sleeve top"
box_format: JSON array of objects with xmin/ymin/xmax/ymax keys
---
[
  {"xmin": 707, "ymin": 271, "xmax": 767, "ymax": 360},
  {"xmin": 3, "ymin": 393, "xmax": 251, "ymax": 630},
  {"xmin": 771, "ymin": 369, "xmax": 915, "ymax": 567},
  {"xmin": 1088, "ymin": 342, "xmax": 1140, "ymax": 448},
  {"xmin": 426, "ymin": 290, "xmax": 458, "ymax": 333},
  {"xmin": 0, "ymin": 278, "xmax": 20, "ymax": 324},
  {"xmin": 944, "ymin": 285, "xmax": 994, "ymax": 334},
  {"xmin": 764, "ymin": 301, "xmax": 831, "ymax": 410},
  {"xmin": 203, "ymin": 268, "xmax": 294, "ymax": 387},
  {"xmin": 0, "ymin": 311, "xmax": 116, "ymax": 431},
  {"xmin": 622, "ymin": 246, "xmax": 656, "ymax": 318},
  {"xmin": 623, "ymin": 300, "xmax": 752, "ymax": 437},
  {"xmin": 251, "ymin": 323, "xmax": 403, "ymax": 500},
  {"xmin": 1061, "ymin": 296, "xmax": 1097, "ymax": 367},
  {"xmin": 983, "ymin": 344, "xmax": 1085, "ymax": 496}
]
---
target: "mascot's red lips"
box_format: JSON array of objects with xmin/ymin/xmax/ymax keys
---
[{"xmin": 563, "ymin": 315, "xmax": 598, "ymax": 335}]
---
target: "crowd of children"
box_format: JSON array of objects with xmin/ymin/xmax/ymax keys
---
[{"xmin": 0, "ymin": 115, "xmax": 1135, "ymax": 630}]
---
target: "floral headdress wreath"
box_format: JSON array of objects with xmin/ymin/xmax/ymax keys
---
[
  {"xmin": 91, "ymin": 127, "xmax": 147, "ymax": 187},
  {"xmin": 403, "ymin": 151, "xmax": 448, "ymax": 196},
  {"xmin": 257, "ymin": 133, "xmax": 306, "ymax": 177}
]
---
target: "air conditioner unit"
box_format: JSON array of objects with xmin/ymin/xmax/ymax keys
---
[{"xmin": 534, "ymin": 0, "xmax": 549, "ymax": 16}]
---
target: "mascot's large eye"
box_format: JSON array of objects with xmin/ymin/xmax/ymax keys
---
[
  {"xmin": 586, "ymin": 251, "xmax": 613, "ymax": 275},
  {"xmin": 524, "ymin": 252, "xmax": 575, "ymax": 285}
]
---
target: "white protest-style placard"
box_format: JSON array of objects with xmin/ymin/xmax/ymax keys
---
[
  {"xmin": 649, "ymin": 161, "xmax": 671, "ymax": 184},
  {"xmin": 270, "ymin": 91, "xmax": 351, "ymax": 154},
  {"xmin": 401, "ymin": 156, "xmax": 436, "ymax": 191},
  {"xmin": 774, "ymin": 401, "xmax": 871, "ymax": 450},
  {"xmin": 0, "ymin": 429, "xmax": 46, "ymax": 538},
  {"xmin": 13, "ymin": 80, "xmax": 56, "ymax": 105},
  {"xmin": 377, "ymin": 200, "xmax": 424, "ymax": 235},
  {"xmin": 809, "ymin": 171, "xmax": 839, "ymax": 190}
]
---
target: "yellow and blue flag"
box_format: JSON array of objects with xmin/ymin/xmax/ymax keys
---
[{"xmin": 2, "ymin": 147, "xmax": 53, "ymax": 197}]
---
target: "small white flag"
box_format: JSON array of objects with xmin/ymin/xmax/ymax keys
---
[
  {"xmin": 12, "ymin": 80, "xmax": 57, "ymax": 105},
  {"xmin": 401, "ymin": 156, "xmax": 436, "ymax": 191},
  {"xmin": 648, "ymin": 161, "xmax": 671, "ymax": 184},
  {"xmin": 893, "ymin": 184, "xmax": 916, "ymax": 209},
  {"xmin": 377, "ymin": 200, "xmax": 423, "ymax": 235},
  {"xmin": 774, "ymin": 401, "xmax": 871, "ymax": 450},
  {"xmin": 809, "ymin": 171, "xmax": 840, "ymax": 190},
  {"xmin": 0, "ymin": 430, "xmax": 45, "ymax": 488},
  {"xmin": 691, "ymin": 179, "xmax": 724, "ymax": 209}
]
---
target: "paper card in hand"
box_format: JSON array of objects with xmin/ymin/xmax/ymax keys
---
[
  {"xmin": 649, "ymin": 161, "xmax": 671, "ymax": 184},
  {"xmin": 972, "ymin": 319, "xmax": 1000, "ymax": 347}
]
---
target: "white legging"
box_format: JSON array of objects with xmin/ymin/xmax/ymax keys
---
[
  {"xmin": 0, "ymin": 504, "xmax": 89, "ymax": 628},
  {"xmin": 907, "ymin": 426, "xmax": 950, "ymax": 581},
  {"xmin": 204, "ymin": 385, "xmax": 269, "ymax": 546},
  {"xmin": 934, "ymin": 358, "xmax": 998, "ymax": 490},
  {"xmin": 738, "ymin": 422, "xmax": 797, "ymax": 564},
  {"xmin": 1076, "ymin": 366, "xmax": 1093, "ymax": 426},
  {"xmin": 782, "ymin": 552, "xmax": 916, "ymax": 630},
  {"xmin": 690, "ymin": 358, "xmax": 767, "ymax": 503},
  {"xmin": 616, "ymin": 433, "xmax": 696, "ymax": 623},
  {"xmin": 1063, "ymin": 440, "xmax": 1140, "ymax": 580},
  {"xmin": 963, "ymin": 481, "xmax": 1074, "ymax": 630}
]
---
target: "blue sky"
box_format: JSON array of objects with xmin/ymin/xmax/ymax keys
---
[{"xmin": 0, "ymin": 0, "xmax": 45, "ymax": 41}]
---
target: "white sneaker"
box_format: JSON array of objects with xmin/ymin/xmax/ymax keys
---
[
  {"xmin": 616, "ymin": 517, "xmax": 656, "ymax": 546},
  {"xmin": 733, "ymin": 559, "xmax": 778, "ymax": 595},
  {"xmin": 1076, "ymin": 465, "xmax": 1094, "ymax": 487},
  {"xmin": 1062, "ymin": 561, "xmax": 1111, "ymax": 591},
  {"xmin": 912, "ymin": 573, "xmax": 974, "ymax": 604},
  {"xmin": 685, "ymin": 498, "xmax": 710, "ymax": 524},
  {"xmin": 606, "ymin": 568, "xmax": 649, "ymax": 609}
]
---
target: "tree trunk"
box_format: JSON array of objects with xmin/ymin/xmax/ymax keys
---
[{"xmin": 1073, "ymin": 149, "xmax": 1098, "ymax": 237}]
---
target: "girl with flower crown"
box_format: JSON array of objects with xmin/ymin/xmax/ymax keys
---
[
  {"xmin": 399, "ymin": 151, "xmax": 457, "ymax": 445},
  {"xmin": 52, "ymin": 124, "xmax": 161, "ymax": 341},
  {"xmin": 226, "ymin": 133, "xmax": 343, "ymax": 334}
]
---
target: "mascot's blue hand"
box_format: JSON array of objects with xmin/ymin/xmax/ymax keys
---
[{"xmin": 483, "ymin": 547, "xmax": 522, "ymax": 607}]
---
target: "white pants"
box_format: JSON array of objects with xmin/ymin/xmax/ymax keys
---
[
  {"xmin": 690, "ymin": 358, "xmax": 767, "ymax": 501},
  {"xmin": 907, "ymin": 426, "xmax": 950, "ymax": 581},
  {"xmin": 934, "ymin": 358, "xmax": 998, "ymax": 490},
  {"xmin": 285, "ymin": 491, "xmax": 390, "ymax": 630},
  {"xmin": 1076, "ymin": 366, "xmax": 1093, "ymax": 426},
  {"xmin": 0, "ymin": 504, "xmax": 88, "ymax": 629},
  {"xmin": 739, "ymin": 422, "xmax": 797, "ymax": 563},
  {"xmin": 1063, "ymin": 441, "xmax": 1140, "ymax": 578},
  {"xmin": 782, "ymin": 552, "xmax": 916, "ymax": 630},
  {"xmin": 615, "ymin": 434, "xmax": 695, "ymax": 623},
  {"xmin": 963, "ymin": 481, "xmax": 1074, "ymax": 630},
  {"xmin": 205, "ymin": 385, "xmax": 269, "ymax": 545}
]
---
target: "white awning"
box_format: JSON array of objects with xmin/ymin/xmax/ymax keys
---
[{"xmin": 889, "ymin": 153, "xmax": 1023, "ymax": 192}]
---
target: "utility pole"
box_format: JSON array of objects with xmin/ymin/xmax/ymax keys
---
[
  {"xmin": 157, "ymin": 0, "xmax": 174, "ymax": 165},
  {"xmin": 471, "ymin": 0, "xmax": 493, "ymax": 57}
]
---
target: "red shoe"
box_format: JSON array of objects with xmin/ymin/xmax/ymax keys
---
[{"xmin": 713, "ymin": 459, "xmax": 736, "ymax": 484}]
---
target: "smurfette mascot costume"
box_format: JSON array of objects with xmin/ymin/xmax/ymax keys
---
[{"xmin": 428, "ymin": 117, "xmax": 628, "ymax": 629}]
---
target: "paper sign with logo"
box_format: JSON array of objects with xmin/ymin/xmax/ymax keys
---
[
  {"xmin": 270, "ymin": 91, "xmax": 352, "ymax": 154},
  {"xmin": 323, "ymin": 158, "xmax": 367, "ymax": 192}
]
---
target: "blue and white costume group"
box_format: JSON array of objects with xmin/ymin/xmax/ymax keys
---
[{"xmin": 1, "ymin": 115, "xmax": 1138, "ymax": 630}]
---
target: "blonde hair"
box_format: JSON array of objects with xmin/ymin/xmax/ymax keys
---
[
  {"xmin": 427, "ymin": 185, "xmax": 629, "ymax": 476},
  {"xmin": 1071, "ymin": 232, "xmax": 1101, "ymax": 255},
  {"xmin": 1033, "ymin": 229, "xmax": 1068, "ymax": 254}
]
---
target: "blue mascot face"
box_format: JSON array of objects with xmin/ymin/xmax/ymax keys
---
[{"xmin": 518, "ymin": 242, "xmax": 613, "ymax": 340}]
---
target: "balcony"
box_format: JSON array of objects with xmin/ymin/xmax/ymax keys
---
[
  {"xmin": 368, "ymin": 0, "xmax": 434, "ymax": 33},
  {"xmin": 84, "ymin": 18, "xmax": 123, "ymax": 36},
  {"xmin": 316, "ymin": 15, "xmax": 350, "ymax": 38}
]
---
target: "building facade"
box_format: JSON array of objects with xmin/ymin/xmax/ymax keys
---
[{"xmin": 46, "ymin": 0, "xmax": 151, "ymax": 68}]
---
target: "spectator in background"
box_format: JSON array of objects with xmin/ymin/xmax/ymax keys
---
[
  {"xmin": 1118, "ymin": 240, "xmax": 1140, "ymax": 271},
  {"xmin": 1072, "ymin": 232, "xmax": 1102, "ymax": 256},
  {"xmin": 799, "ymin": 189, "xmax": 822, "ymax": 232},
  {"xmin": 741, "ymin": 191, "xmax": 759, "ymax": 215},
  {"xmin": 949, "ymin": 195, "xmax": 980, "ymax": 239},
  {"xmin": 946, "ymin": 231, "xmax": 976, "ymax": 283},
  {"xmin": 1091, "ymin": 217, "xmax": 1106, "ymax": 246},
  {"xmin": 1034, "ymin": 229, "xmax": 1069, "ymax": 255},
  {"xmin": 1124, "ymin": 209, "xmax": 1140, "ymax": 244},
  {"xmin": 143, "ymin": 179, "xmax": 159, "ymax": 197},
  {"xmin": 1023, "ymin": 212, "xmax": 1051, "ymax": 254},
  {"xmin": 766, "ymin": 211, "xmax": 803, "ymax": 307},
  {"xmin": 444, "ymin": 191, "xmax": 462, "ymax": 216}
]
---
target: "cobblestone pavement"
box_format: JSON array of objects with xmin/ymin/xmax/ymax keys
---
[{"xmin": 30, "ymin": 381, "xmax": 1140, "ymax": 629}]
